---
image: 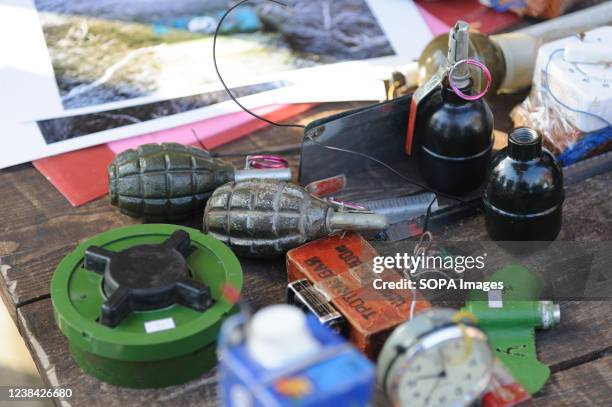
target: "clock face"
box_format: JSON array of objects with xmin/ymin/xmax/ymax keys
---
[{"xmin": 390, "ymin": 327, "xmax": 493, "ymax": 407}]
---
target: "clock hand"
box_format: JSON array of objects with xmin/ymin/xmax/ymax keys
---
[
  {"xmin": 439, "ymin": 344, "xmax": 448, "ymax": 376},
  {"xmin": 423, "ymin": 375, "xmax": 442, "ymax": 407},
  {"xmin": 413, "ymin": 370, "xmax": 447, "ymax": 381},
  {"xmin": 424, "ymin": 349, "xmax": 446, "ymax": 406}
]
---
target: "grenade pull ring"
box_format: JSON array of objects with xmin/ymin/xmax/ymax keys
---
[
  {"xmin": 448, "ymin": 59, "xmax": 492, "ymax": 101},
  {"xmin": 326, "ymin": 197, "xmax": 368, "ymax": 212},
  {"xmin": 445, "ymin": 20, "xmax": 491, "ymax": 101},
  {"xmin": 245, "ymin": 154, "xmax": 289, "ymax": 169}
]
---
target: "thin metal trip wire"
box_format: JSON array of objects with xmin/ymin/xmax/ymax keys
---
[{"xmin": 213, "ymin": 0, "xmax": 306, "ymax": 129}]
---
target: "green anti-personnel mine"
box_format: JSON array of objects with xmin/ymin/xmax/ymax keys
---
[
  {"xmin": 51, "ymin": 224, "xmax": 243, "ymax": 388},
  {"xmin": 108, "ymin": 143, "xmax": 291, "ymax": 221}
]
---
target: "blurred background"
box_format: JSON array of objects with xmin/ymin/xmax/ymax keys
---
[{"xmin": 0, "ymin": 299, "xmax": 51, "ymax": 407}]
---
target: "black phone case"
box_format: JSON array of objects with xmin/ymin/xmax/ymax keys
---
[{"xmin": 299, "ymin": 95, "xmax": 413, "ymax": 189}]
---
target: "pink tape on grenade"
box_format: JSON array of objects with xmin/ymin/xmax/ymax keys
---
[{"xmin": 448, "ymin": 59, "xmax": 492, "ymax": 101}]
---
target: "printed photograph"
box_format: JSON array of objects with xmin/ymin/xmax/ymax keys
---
[
  {"xmin": 37, "ymin": 80, "xmax": 288, "ymax": 144},
  {"xmin": 35, "ymin": 0, "xmax": 396, "ymax": 110}
]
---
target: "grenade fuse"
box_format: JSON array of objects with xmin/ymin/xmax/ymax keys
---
[
  {"xmin": 414, "ymin": 21, "xmax": 494, "ymax": 195},
  {"xmin": 109, "ymin": 143, "xmax": 291, "ymax": 221},
  {"xmin": 203, "ymin": 179, "xmax": 389, "ymax": 258}
]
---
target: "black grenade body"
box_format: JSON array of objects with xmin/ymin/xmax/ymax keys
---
[
  {"xmin": 416, "ymin": 83, "xmax": 494, "ymax": 195},
  {"xmin": 483, "ymin": 128, "xmax": 564, "ymax": 241},
  {"xmin": 109, "ymin": 143, "xmax": 234, "ymax": 221}
]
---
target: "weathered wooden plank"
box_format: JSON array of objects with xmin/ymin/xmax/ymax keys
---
[
  {"xmin": 538, "ymin": 301, "xmax": 612, "ymax": 371},
  {"xmin": 0, "ymin": 175, "xmax": 139, "ymax": 312},
  {"xmin": 0, "ymin": 94, "xmax": 540, "ymax": 312},
  {"xmin": 17, "ymin": 297, "xmax": 612, "ymax": 407},
  {"xmin": 3, "ymin": 165, "xmax": 612, "ymax": 394},
  {"xmin": 372, "ymin": 173, "xmax": 612, "ymax": 372},
  {"xmin": 18, "ymin": 299, "xmax": 219, "ymax": 407},
  {"xmin": 0, "ymin": 164, "xmax": 76, "ymax": 231},
  {"xmin": 531, "ymin": 355, "xmax": 612, "ymax": 406}
]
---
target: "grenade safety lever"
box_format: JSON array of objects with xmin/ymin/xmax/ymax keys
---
[
  {"xmin": 447, "ymin": 21, "xmax": 470, "ymax": 89},
  {"xmin": 326, "ymin": 211, "xmax": 388, "ymax": 231},
  {"xmin": 405, "ymin": 22, "xmax": 467, "ymax": 155}
]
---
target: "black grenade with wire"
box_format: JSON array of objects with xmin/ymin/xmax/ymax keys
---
[{"xmin": 414, "ymin": 22, "xmax": 494, "ymax": 195}]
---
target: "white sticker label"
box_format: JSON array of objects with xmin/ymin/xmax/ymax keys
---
[
  {"xmin": 488, "ymin": 289, "xmax": 503, "ymax": 308},
  {"xmin": 230, "ymin": 385, "xmax": 253, "ymax": 407},
  {"xmin": 144, "ymin": 318, "xmax": 176, "ymax": 333}
]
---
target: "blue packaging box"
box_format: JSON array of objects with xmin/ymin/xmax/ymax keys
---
[{"xmin": 218, "ymin": 313, "xmax": 375, "ymax": 407}]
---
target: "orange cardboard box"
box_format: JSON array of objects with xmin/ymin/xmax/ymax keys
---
[{"xmin": 286, "ymin": 233, "xmax": 431, "ymax": 359}]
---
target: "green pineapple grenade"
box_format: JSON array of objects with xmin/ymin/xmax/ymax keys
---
[{"xmin": 108, "ymin": 143, "xmax": 291, "ymax": 221}]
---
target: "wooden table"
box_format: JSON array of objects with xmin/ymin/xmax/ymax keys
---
[{"xmin": 1, "ymin": 99, "xmax": 611, "ymax": 406}]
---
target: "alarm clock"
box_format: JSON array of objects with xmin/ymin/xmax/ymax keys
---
[{"xmin": 377, "ymin": 308, "xmax": 494, "ymax": 407}]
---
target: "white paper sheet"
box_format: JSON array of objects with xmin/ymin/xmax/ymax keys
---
[{"xmin": 0, "ymin": 0, "xmax": 430, "ymax": 169}]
